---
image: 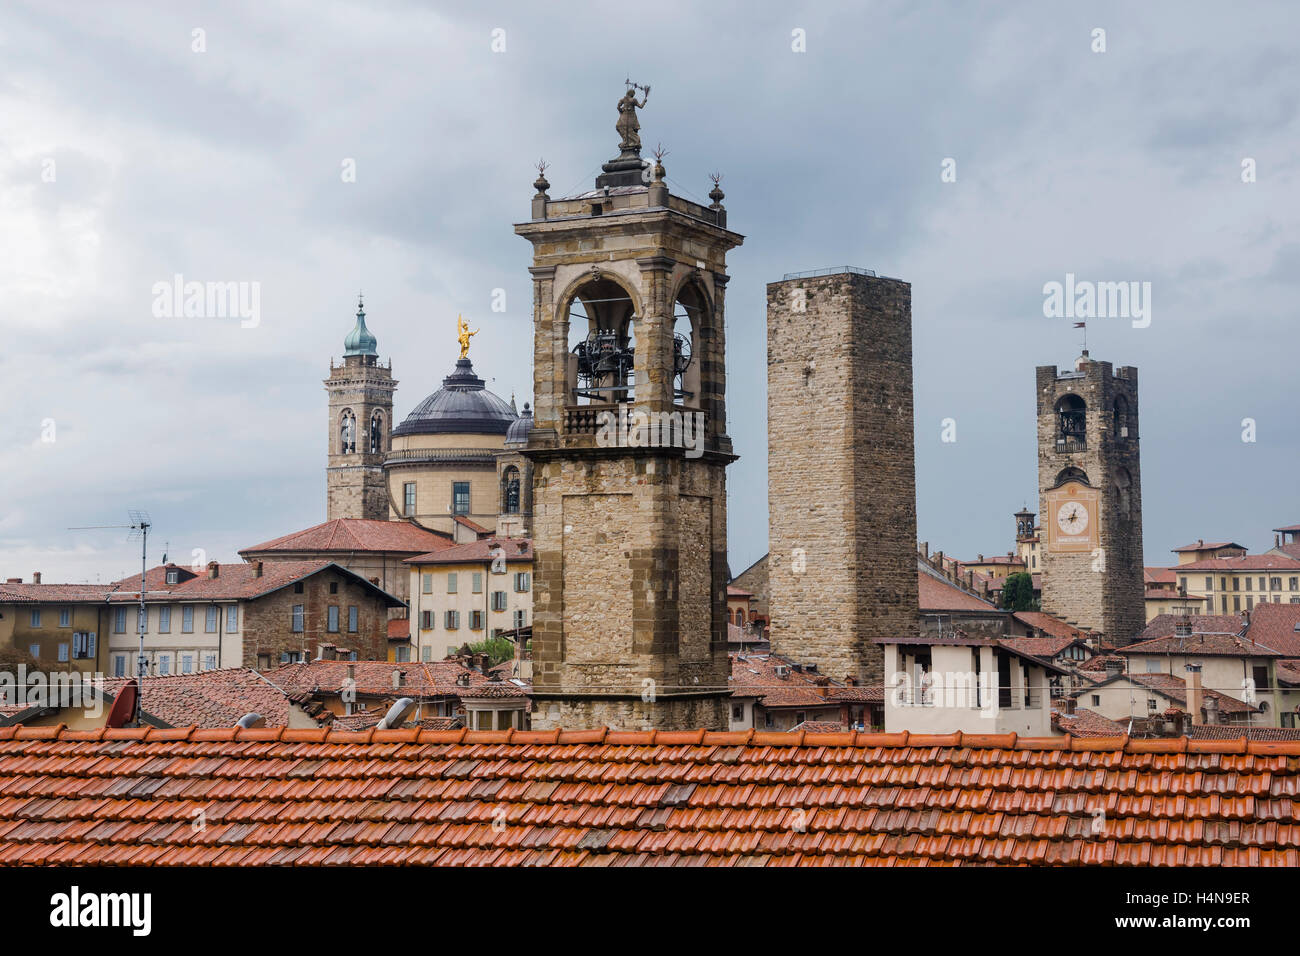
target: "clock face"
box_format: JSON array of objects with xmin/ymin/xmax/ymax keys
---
[{"xmin": 1057, "ymin": 501, "xmax": 1089, "ymax": 536}]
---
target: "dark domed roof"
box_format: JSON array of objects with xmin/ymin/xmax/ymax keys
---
[
  {"xmin": 392, "ymin": 359, "xmax": 518, "ymax": 437},
  {"xmin": 505, "ymin": 403, "xmax": 533, "ymax": 445}
]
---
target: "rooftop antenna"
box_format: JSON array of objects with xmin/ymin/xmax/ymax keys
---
[{"xmin": 68, "ymin": 510, "xmax": 152, "ymax": 724}]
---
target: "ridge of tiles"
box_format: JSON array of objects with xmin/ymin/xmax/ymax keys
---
[{"xmin": 0, "ymin": 725, "xmax": 1297, "ymax": 755}]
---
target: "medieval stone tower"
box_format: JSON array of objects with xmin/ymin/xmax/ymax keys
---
[
  {"xmin": 766, "ymin": 269, "xmax": 919, "ymax": 684},
  {"xmin": 1036, "ymin": 351, "xmax": 1144, "ymax": 643},
  {"xmin": 516, "ymin": 89, "xmax": 742, "ymax": 730},
  {"xmin": 324, "ymin": 297, "xmax": 396, "ymax": 521}
]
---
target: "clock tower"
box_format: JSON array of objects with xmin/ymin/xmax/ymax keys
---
[{"xmin": 1036, "ymin": 351, "xmax": 1144, "ymax": 643}]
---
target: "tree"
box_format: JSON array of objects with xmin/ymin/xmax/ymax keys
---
[
  {"xmin": 1001, "ymin": 571, "xmax": 1038, "ymax": 612},
  {"xmin": 467, "ymin": 635, "xmax": 516, "ymax": 667}
]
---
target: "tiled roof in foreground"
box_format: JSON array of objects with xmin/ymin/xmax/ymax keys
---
[{"xmin": 0, "ymin": 727, "xmax": 1298, "ymax": 866}]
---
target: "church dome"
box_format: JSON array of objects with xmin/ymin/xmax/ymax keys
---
[
  {"xmin": 392, "ymin": 358, "xmax": 518, "ymax": 437},
  {"xmin": 343, "ymin": 297, "xmax": 378, "ymax": 357},
  {"xmin": 504, "ymin": 403, "xmax": 533, "ymax": 446}
]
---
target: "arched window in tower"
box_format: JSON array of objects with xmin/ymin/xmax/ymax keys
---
[
  {"xmin": 1114, "ymin": 467, "xmax": 1133, "ymax": 520},
  {"xmin": 1054, "ymin": 395, "xmax": 1087, "ymax": 451},
  {"xmin": 1113, "ymin": 395, "xmax": 1130, "ymax": 439},
  {"xmin": 339, "ymin": 410, "xmax": 356, "ymax": 454},
  {"xmin": 672, "ymin": 280, "xmax": 705, "ymax": 403},
  {"xmin": 1054, "ymin": 466, "xmax": 1088, "ymax": 487},
  {"xmin": 502, "ymin": 466, "xmax": 521, "ymax": 514},
  {"xmin": 369, "ymin": 410, "xmax": 384, "ymax": 454},
  {"xmin": 566, "ymin": 277, "xmax": 637, "ymax": 407}
]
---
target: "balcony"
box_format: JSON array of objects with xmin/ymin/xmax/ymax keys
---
[{"xmin": 1054, "ymin": 438, "xmax": 1087, "ymax": 454}]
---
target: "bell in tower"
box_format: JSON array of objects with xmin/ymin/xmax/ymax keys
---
[{"xmin": 516, "ymin": 86, "xmax": 743, "ymax": 731}]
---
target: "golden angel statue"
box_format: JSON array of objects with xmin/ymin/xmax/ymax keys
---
[{"xmin": 457, "ymin": 314, "xmax": 478, "ymax": 359}]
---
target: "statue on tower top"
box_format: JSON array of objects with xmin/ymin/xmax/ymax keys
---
[
  {"xmin": 616, "ymin": 81, "xmax": 650, "ymax": 154},
  {"xmin": 457, "ymin": 313, "xmax": 478, "ymax": 359}
]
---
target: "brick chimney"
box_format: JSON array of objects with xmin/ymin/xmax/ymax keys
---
[
  {"xmin": 1204, "ymin": 694, "xmax": 1219, "ymax": 725},
  {"xmin": 392, "ymin": 669, "xmax": 405, "ymax": 690},
  {"xmin": 207, "ymin": 561, "xmax": 219, "ymax": 579},
  {"xmin": 31, "ymin": 572, "xmax": 41, "ymax": 585},
  {"xmin": 1185, "ymin": 663, "xmax": 1204, "ymax": 724},
  {"xmin": 1104, "ymin": 658, "xmax": 1123, "ymax": 678},
  {"xmin": 4, "ymin": 577, "xmax": 20, "ymax": 584},
  {"xmin": 1061, "ymin": 696, "xmax": 1076, "ymax": 715}
]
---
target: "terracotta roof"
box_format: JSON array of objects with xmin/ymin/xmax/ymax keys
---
[
  {"xmin": 406, "ymin": 537, "xmax": 532, "ymax": 565},
  {"xmin": 1055, "ymin": 708, "xmax": 1127, "ymax": 738},
  {"xmin": 0, "ymin": 726, "xmax": 1298, "ymax": 865},
  {"xmin": 730, "ymin": 655, "xmax": 840, "ymax": 708},
  {"xmin": 1178, "ymin": 554, "xmax": 1300, "ymax": 572},
  {"xmin": 330, "ymin": 709, "xmax": 462, "ymax": 732},
  {"xmin": 107, "ymin": 562, "xmax": 403, "ymax": 606},
  {"xmin": 264, "ymin": 659, "xmax": 527, "ymax": 701},
  {"xmin": 917, "ymin": 569, "xmax": 998, "ymax": 612},
  {"xmin": 726, "ymin": 585, "xmax": 753, "ymax": 597},
  {"xmin": 1186, "ymin": 725, "xmax": 1300, "ymax": 741},
  {"xmin": 1275, "ymin": 542, "xmax": 1300, "ymax": 561},
  {"xmin": 1136, "ymin": 614, "xmax": 1244, "ymax": 645},
  {"xmin": 1144, "ymin": 567, "xmax": 1177, "ymax": 585},
  {"xmin": 1244, "ymin": 603, "xmax": 1300, "ymax": 657},
  {"xmin": 1122, "ymin": 673, "xmax": 1257, "ymax": 716},
  {"xmin": 961, "ymin": 555, "xmax": 1024, "ymax": 566},
  {"xmin": 1172, "ymin": 541, "xmax": 1247, "ymax": 553},
  {"xmin": 452, "ymin": 515, "xmax": 492, "ymax": 535},
  {"xmin": 240, "ymin": 518, "xmax": 452, "ymax": 556},
  {"xmin": 1001, "ymin": 635, "xmax": 1085, "ymax": 660},
  {"xmin": 97, "ymin": 669, "xmax": 295, "ymax": 728},
  {"xmin": 1277, "ymin": 661, "xmax": 1300, "ymax": 686},
  {"xmin": 788, "ymin": 720, "xmax": 845, "ymax": 733},
  {"xmin": 1273, "ymin": 524, "xmax": 1300, "ymax": 534},
  {"xmin": 1122, "ymin": 619, "xmax": 1280, "ymax": 659},
  {"xmin": 0, "ymin": 583, "xmax": 117, "ymax": 604},
  {"xmin": 1012, "ymin": 611, "xmax": 1093, "ymax": 642}
]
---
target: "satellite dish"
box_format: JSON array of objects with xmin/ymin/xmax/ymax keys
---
[
  {"xmin": 236, "ymin": 712, "xmax": 265, "ymax": 729},
  {"xmin": 106, "ymin": 683, "xmax": 137, "ymax": 728},
  {"xmin": 376, "ymin": 697, "xmax": 416, "ymax": 730}
]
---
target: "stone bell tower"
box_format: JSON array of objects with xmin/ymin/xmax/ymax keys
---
[
  {"xmin": 516, "ymin": 86, "xmax": 743, "ymax": 731},
  {"xmin": 1036, "ymin": 351, "xmax": 1144, "ymax": 643},
  {"xmin": 325, "ymin": 296, "xmax": 395, "ymax": 521}
]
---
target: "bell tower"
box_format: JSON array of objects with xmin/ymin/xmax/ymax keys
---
[
  {"xmin": 1036, "ymin": 351, "xmax": 1144, "ymax": 642},
  {"xmin": 516, "ymin": 87, "xmax": 743, "ymax": 731},
  {"xmin": 325, "ymin": 296, "xmax": 396, "ymax": 521}
]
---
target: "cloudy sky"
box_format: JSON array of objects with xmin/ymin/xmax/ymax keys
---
[{"xmin": 2, "ymin": 0, "xmax": 1297, "ymax": 583}]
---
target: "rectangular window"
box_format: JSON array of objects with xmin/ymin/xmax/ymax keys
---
[
  {"xmin": 204, "ymin": 654, "xmax": 217, "ymax": 670},
  {"xmin": 205, "ymin": 606, "xmax": 218, "ymax": 633},
  {"xmin": 182, "ymin": 605, "xmax": 194, "ymax": 633},
  {"xmin": 292, "ymin": 605, "xmax": 304, "ymax": 633},
  {"xmin": 513, "ymin": 609, "xmax": 527, "ymax": 629},
  {"xmin": 71, "ymin": 632, "xmax": 95, "ymax": 659},
  {"xmin": 159, "ymin": 606, "xmax": 172, "ymax": 633},
  {"xmin": 422, "ymin": 573, "xmax": 433, "ymax": 594},
  {"xmin": 452, "ymin": 482, "xmax": 470, "ymax": 516},
  {"xmin": 327, "ymin": 606, "xmax": 339, "ymax": 633},
  {"xmin": 469, "ymin": 610, "xmax": 485, "ymax": 630},
  {"xmin": 1271, "ymin": 577, "xmax": 1282, "ymax": 590},
  {"xmin": 113, "ymin": 655, "xmax": 126, "ymax": 678},
  {"xmin": 491, "ymin": 591, "xmax": 507, "ymax": 611},
  {"xmin": 447, "ymin": 573, "xmax": 458, "ymax": 594},
  {"xmin": 444, "ymin": 610, "xmax": 460, "ymax": 630},
  {"xmin": 1245, "ymin": 577, "xmax": 1251, "ymax": 591},
  {"xmin": 1246, "ymin": 596, "xmax": 1254, "ymax": 610},
  {"xmin": 226, "ymin": 605, "xmax": 238, "ymax": 632},
  {"xmin": 1253, "ymin": 664, "xmax": 1270, "ymax": 692},
  {"xmin": 420, "ymin": 610, "xmax": 433, "ymax": 630},
  {"xmin": 1178, "ymin": 577, "xmax": 1186, "ymax": 593},
  {"xmin": 1234, "ymin": 596, "xmax": 1241, "ymax": 611},
  {"xmin": 329, "ymin": 582, "xmax": 338, "ymax": 594},
  {"xmin": 348, "ymin": 606, "xmax": 358, "ymax": 633},
  {"xmin": 113, "ymin": 607, "xmax": 126, "ymax": 633},
  {"xmin": 29, "ymin": 609, "xmax": 41, "ymax": 628},
  {"xmin": 1259, "ymin": 577, "xmax": 1267, "ymax": 591},
  {"xmin": 1221, "ymin": 595, "xmax": 1228, "ymax": 613},
  {"xmin": 1222, "ymin": 577, "xmax": 1228, "ymax": 591},
  {"xmin": 59, "ymin": 607, "xmax": 71, "ymax": 628},
  {"xmin": 181, "ymin": 654, "xmax": 194, "ymax": 675},
  {"xmin": 57, "ymin": 643, "xmax": 69, "ymax": 662},
  {"xmin": 514, "ymin": 572, "xmax": 531, "ymax": 593},
  {"xmin": 404, "ymin": 482, "xmax": 416, "ymax": 516},
  {"xmin": 28, "ymin": 644, "xmax": 39, "ymax": 660},
  {"xmin": 158, "ymin": 654, "xmax": 171, "ymax": 676},
  {"xmin": 294, "ymin": 581, "xmax": 304, "ymax": 594},
  {"xmin": 395, "ymin": 646, "xmax": 411, "ymax": 663},
  {"xmin": 472, "ymin": 572, "xmax": 483, "ymax": 594},
  {"xmin": 1205, "ymin": 576, "xmax": 1213, "ymax": 592},
  {"xmin": 1233, "ymin": 577, "xmax": 1240, "ymax": 591},
  {"xmin": 421, "ymin": 645, "xmax": 433, "ymax": 662}
]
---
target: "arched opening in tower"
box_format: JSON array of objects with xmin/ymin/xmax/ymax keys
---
[{"xmin": 565, "ymin": 277, "xmax": 637, "ymax": 406}]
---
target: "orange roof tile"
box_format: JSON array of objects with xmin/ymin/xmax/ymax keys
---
[
  {"xmin": 406, "ymin": 537, "xmax": 532, "ymax": 565},
  {"xmin": 240, "ymin": 518, "xmax": 453, "ymax": 556},
  {"xmin": 0, "ymin": 727, "xmax": 1297, "ymax": 866}
]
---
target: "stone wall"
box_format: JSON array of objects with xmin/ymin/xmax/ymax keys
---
[
  {"xmin": 242, "ymin": 570, "xmax": 391, "ymax": 666},
  {"xmin": 766, "ymin": 272, "xmax": 920, "ymax": 684}
]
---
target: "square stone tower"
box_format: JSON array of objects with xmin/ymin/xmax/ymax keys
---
[
  {"xmin": 1036, "ymin": 351, "xmax": 1144, "ymax": 643},
  {"xmin": 325, "ymin": 297, "xmax": 396, "ymax": 521},
  {"xmin": 766, "ymin": 269, "xmax": 919, "ymax": 683},
  {"xmin": 515, "ymin": 93, "xmax": 743, "ymax": 731}
]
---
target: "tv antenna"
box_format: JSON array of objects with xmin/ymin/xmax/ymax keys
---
[{"xmin": 68, "ymin": 510, "xmax": 152, "ymax": 724}]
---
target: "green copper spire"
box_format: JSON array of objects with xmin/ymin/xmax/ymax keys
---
[{"xmin": 343, "ymin": 293, "xmax": 378, "ymax": 357}]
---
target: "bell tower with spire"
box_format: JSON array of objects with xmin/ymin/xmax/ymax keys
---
[
  {"xmin": 516, "ymin": 86, "xmax": 743, "ymax": 731},
  {"xmin": 325, "ymin": 296, "xmax": 396, "ymax": 521}
]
